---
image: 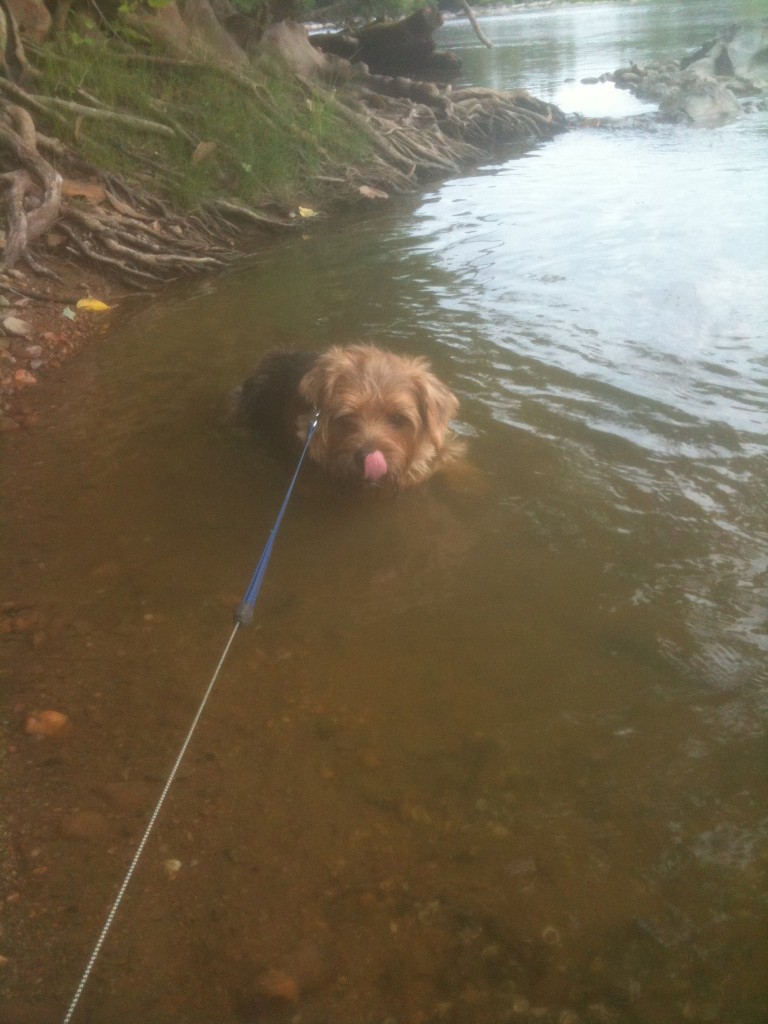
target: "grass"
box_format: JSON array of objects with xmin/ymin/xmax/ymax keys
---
[{"xmin": 33, "ymin": 38, "xmax": 369, "ymax": 209}]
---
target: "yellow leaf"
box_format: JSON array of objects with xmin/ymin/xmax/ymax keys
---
[
  {"xmin": 76, "ymin": 298, "xmax": 111, "ymax": 312},
  {"xmin": 298, "ymin": 206, "xmax": 318, "ymax": 218}
]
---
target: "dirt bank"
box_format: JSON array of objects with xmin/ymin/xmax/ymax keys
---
[{"xmin": 0, "ymin": 264, "xmax": 119, "ymax": 429}]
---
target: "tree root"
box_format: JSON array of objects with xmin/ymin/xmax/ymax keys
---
[
  {"xmin": 0, "ymin": 104, "xmax": 62, "ymax": 269},
  {"xmin": 0, "ymin": 37, "xmax": 566, "ymax": 289}
]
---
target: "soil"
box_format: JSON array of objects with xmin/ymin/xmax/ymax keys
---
[{"xmin": 0, "ymin": 264, "xmax": 120, "ymax": 431}]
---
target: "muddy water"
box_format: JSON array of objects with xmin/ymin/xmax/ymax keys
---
[{"xmin": 3, "ymin": 3, "xmax": 768, "ymax": 1023}]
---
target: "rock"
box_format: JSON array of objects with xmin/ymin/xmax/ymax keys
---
[
  {"xmin": 606, "ymin": 21, "xmax": 766, "ymax": 123},
  {"xmin": 247, "ymin": 940, "xmax": 336, "ymax": 1009},
  {"xmin": 163, "ymin": 858, "xmax": 182, "ymax": 880},
  {"xmin": 12, "ymin": 369, "xmax": 37, "ymax": 388},
  {"xmin": 682, "ymin": 20, "xmax": 768, "ymax": 88},
  {"xmin": 254, "ymin": 967, "xmax": 300, "ymax": 1003},
  {"xmin": 2, "ymin": 317, "xmax": 33, "ymax": 338},
  {"xmin": 24, "ymin": 709, "xmax": 71, "ymax": 737},
  {"xmin": 660, "ymin": 68, "xmax": 742, "ymax": 124},
  {"xmin": 724, "ymin": 21, "xmax": 768, "ymax": 83}
]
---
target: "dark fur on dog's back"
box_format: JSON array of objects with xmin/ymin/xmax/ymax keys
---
[
  {"xmin": 237, "ymin": 344, "xmax": 466, "ymax": 490},
  {"xmin": 236, "ymin": 350, "xmax": 318, "ymax": 451}
]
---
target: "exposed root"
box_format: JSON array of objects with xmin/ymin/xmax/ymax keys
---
[
  {"xmin": 0, "ymin": 103, "xmax": 62, "ymax": 269},
  {"xmin": 0, "ymin": 30, "xmax": 566, "ymax": 289}
]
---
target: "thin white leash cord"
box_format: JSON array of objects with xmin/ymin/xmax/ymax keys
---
[
  {"xmin": 61, "ymin": 622, "xmax": 240, "ymax": 1024},
  {"xmin": 61, "ymin": 413, "xmax": 320, "ymax": 1023}
]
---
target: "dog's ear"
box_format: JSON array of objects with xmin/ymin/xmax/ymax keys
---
[
  {"xmin": 414, "ymin": 370, "xmax": 459, "ymax": 450},
  {"xmin": 299, "ymin": 344, "xmax": 356, "ymax": 407},
  {"xmin": 298, "ymin": 347, "xmax": 345, "ymax": 409}
]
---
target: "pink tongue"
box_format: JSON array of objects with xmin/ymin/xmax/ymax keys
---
[{"xmin": 363, "ymin": 450, "xmax": 388, "ymax": 481}]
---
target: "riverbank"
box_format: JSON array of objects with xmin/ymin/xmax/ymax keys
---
[
  {"xmin": 3, "ymin": 8, "xmax": 765, "ymax": 428},
  {"xmin": 0, "ymin": 17, "xmax": 569, "ymax": 427},
  {"xmin": 0, "ymin": 265, "xmax": 120, "ymax": 428}
]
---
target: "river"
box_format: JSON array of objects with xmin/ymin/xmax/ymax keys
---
[{"xmin": 3, "ymin": 2, "xmax": 767, "ymax": 1023}]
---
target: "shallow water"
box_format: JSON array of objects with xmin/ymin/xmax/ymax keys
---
[{"xmin": 3, "ymin": 2, "xmax": 768, "ymax": 1023}]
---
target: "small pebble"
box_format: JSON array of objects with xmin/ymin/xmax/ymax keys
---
[
  {"xmin": 24, "ymin": 710, "xmax": 70, "ymax": 737},
  {"xmin": 542, "ymin": 924, "xmax": 561, "ymax": 945},
  {"xmin": 163, "ymin": 858, "xmax": 182, "ymax": 880},
  {"xmin": 12, "ymin": 369, "xmax": 37, "ymax": 387},
  {"xmin": 2, "ymin": 316, "xmax": 33, "ymax": 337},
  {"xmin": 254, "ymin": 967, "xmax": 299, "ymax": 1003}
]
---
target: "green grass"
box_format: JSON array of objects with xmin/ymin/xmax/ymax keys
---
[{"xmin": 33, "ymin": 39, "xmax": 369, "ymax": 209}]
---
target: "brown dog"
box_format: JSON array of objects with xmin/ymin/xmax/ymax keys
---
[{"xmin": 237, "ymin": 344, "xmax": 465, "ymax": 491}]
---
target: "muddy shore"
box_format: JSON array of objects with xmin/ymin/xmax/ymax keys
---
[{"xmin": 0, "ymin": 265, "xmax": 120, "ymax": 431}]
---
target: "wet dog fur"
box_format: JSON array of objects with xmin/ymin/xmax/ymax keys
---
[{"xmin": 236, "ymin": 345, "xmax": 465, "ymax": 491}]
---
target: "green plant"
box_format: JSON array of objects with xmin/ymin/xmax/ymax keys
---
[{"xmin": 32, "ymin": 39, "xmax": 368, "ymax": 209}]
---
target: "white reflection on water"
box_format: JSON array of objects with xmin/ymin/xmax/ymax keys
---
[{"xmin": 407, "ymin": 122, "xmax": 767, "ymax": 441}]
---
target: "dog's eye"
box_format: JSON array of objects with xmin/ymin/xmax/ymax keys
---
[
  {"xmin": 333, "ymin": 413, "xmax": 357, "ymax": 429},
  {"xmin": 388, "ymin": 413, "xmax": 410, "ymax": 430}
]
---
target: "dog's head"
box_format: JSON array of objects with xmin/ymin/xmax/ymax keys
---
[{"xmin": 298, "ymin": 345, "xmax": 459, "ymax": 490}]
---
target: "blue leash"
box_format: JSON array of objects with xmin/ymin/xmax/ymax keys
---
[
  {"xmin": 234, "ymin": 410, "xmax": 320, "ymax": 625},
  {"xmin": 61, "ymin": 410, "xmax": 320, "ymax": 1024}
]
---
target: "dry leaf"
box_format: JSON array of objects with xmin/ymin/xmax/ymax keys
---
[
  {"xmin": 192, "ymin": 141, "xmax": 216, "ymax": 165},
  {"xmin": 298, "ymin": 206, "xmax": 318, "ymax": 218},
  {"xmin": 61, "ymin": 179, "xmax": 107, "ymax": 204},
  {"xmin": 358, "ymin": 185, "xmax": 389, "ymax": 201}
]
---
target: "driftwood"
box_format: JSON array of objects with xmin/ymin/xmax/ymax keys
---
[{"xmin": 459, "ymin": 1, "xmax": 493, "ymax": 50}]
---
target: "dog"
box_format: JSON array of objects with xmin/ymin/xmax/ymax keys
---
[{"xmin": 236, "ymin": 344, "xmax": 466, "ymax": 491}]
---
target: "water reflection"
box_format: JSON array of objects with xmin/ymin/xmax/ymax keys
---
[{"xmin": 440, "ymin": 0, "xmax": 768, "ymax": 98}]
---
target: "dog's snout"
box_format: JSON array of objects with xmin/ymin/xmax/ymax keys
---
[{"xmin": 354, "ymin": 444, "xmax": 374, "ymax": 467}]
